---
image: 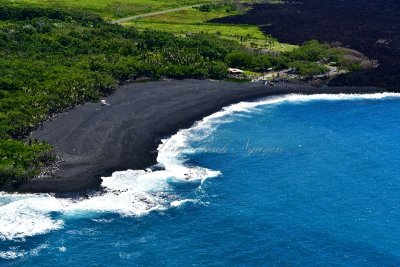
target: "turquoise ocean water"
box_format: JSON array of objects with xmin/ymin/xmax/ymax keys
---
[{"xmin": 1, "ymin": 93, "xmax": 400, "ymax": 266}]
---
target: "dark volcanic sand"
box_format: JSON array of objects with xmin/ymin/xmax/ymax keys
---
[
  {"xmin": 0, "ymin": 80, "xmax": 389, "ymax": 194},
  {"xmin": 213, "ymin": 0, "xmax": 400, "ymax": 90}
]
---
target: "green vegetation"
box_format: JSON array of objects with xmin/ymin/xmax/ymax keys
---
[
  {"xmin": 7, "ymin": 0, "xmax": 212, "ymax": 20},
  {"xmin": 7, "ymin": 0, "xmax": 282, "ymax": 20},
  {"xmin": 124, "ymin": 4, "xmax": 297, "ymax": 51},
  {"xmin": 0, "ymin": 140, "xmax": 53, "ymax": 183},
  {"xmin": 226, "ymin": 40, "xmax": 351, "ymax": 74},
  {"xmin": 7, "ymin": 0, "xmax": 296, "ymax": 50},
  {"xmin": 288, "ymin": 61, "xmax": 329, "ymax": 76}
]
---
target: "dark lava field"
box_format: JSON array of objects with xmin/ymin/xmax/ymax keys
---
[{"xmin": 214, "ymin": 0, "xmax": 400, "ymax": 91}]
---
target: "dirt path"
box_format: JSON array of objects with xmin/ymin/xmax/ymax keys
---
[{"xmin": 111, "ymin": 4, "xmax": 203, "ymax": 24}]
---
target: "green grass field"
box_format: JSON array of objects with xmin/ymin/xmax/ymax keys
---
[
  {"xmin": 5, "ymin": 0, "xmax": 295, "ymax": 50},
  {"xmin": 7, "ymin": 0, "xmax": 212, "ymax": 20},
  {"xmin": 123, "ymin": 7, "xmax": 297, "ymax": 51},
  {"xmin": 7, "ymin": 0, "xmax": 282, "ymax": 20}
]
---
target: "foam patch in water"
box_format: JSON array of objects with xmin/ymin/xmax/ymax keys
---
[
  {"xmin": 0, "ymin": 243, "xmax": 48, "ymax": 260},
  {"xmin": 0, "ymin": 194, "xmax": 64, "ymax": 241}
]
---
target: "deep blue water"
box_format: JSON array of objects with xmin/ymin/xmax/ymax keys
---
[{"xmin": 1, "ymin": 95, "xmax": 400, "ymax": 266}]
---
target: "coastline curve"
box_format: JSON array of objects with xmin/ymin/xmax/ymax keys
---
[{"xmin": 0, "ymin": 80, "xmax": 394, "ymax": 194}]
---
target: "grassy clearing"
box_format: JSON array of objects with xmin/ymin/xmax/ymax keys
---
[
  {"xmin": 5, "ymin": 0, "xmax": 295, "ymax": 50},
  {"xmin": 123, "ymin": 7, "xmax": 297, "ymax": 52},
  {"xmin": 6, "ymin": 0, "xmax": 212, "ymax": 20}
]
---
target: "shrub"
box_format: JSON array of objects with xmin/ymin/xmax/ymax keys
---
[{"xmin": 289, "ymin": 61, "xmax": 329, "ymax": 76}]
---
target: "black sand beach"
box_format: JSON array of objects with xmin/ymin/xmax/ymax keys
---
[{"xmin": 0, "ymin": 80, "xmax": 390, "ymax": 194}]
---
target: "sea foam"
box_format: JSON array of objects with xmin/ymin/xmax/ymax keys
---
[
  {"xmin": 0, "ymin": 243, "xmax": 49, "ymax": 260},
  {"xmin": 1, "ymin": 92, "xmax": 399, "ymax": 245}
]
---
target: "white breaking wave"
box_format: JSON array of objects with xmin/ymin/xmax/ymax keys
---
[
  {"xmin": 170, "ymin": 199, "xmax": 198, "ymax": 208},
  {"xmin": 0, "ymin": 92, "xmax": 399, "ymax": 244},
  {"xmin": 0, "ymin": 243, "xmax": 48, "ymax": 260},
  {"xmin": 0, "ymin": 193, "xmax": 65, "ymax": 242}
]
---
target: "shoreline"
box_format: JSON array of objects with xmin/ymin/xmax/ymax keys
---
[{"xmin": 0, "ymin": 80, "xmax": 392, "ymax": 194}]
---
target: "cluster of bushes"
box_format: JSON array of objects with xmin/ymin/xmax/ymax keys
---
[
  {"xmin": 0, "ymin": 140, "xmax": 53, "ymax": 184},
  {"xmin": 288, "ymin": 61, "xmax": 329, "ymax": 76},
  {"xmin": 225, "ymin": 40, "xmax": 353, "ymax": 75},
  {"xmin": 226, "ymin": 51, "xmax": 286, "ymax": 71},
  {"xmin": 0, "ymin": 5, "xmax": 102, "ymax": 25},
  {"xmin": 196, "ymin": 0, "xmax": 243, "ymax": 13}
]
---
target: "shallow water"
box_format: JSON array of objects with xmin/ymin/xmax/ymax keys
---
[{"xmin": 1, "ymin": 93, "xmax": 400, "ymax": 266}]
